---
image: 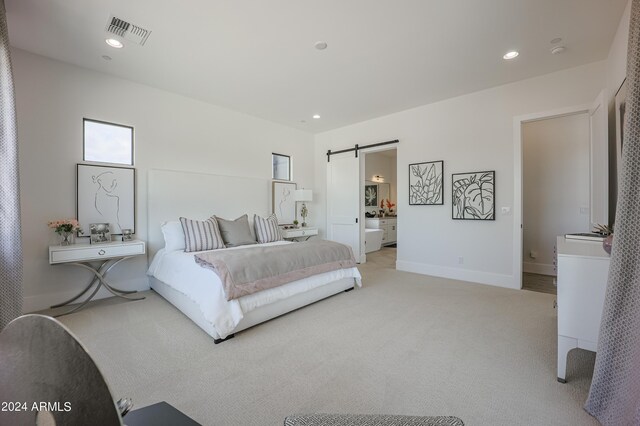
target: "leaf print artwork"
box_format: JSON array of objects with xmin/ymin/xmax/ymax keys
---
[
  {"xmin": 408, "ymin": 161, "xmax": 444, "ymax": 205},
  {"xmin": 365, "ymin": 184, "xmax": 378, "ymax": 207},
  {"xmin": 452, "ymin": 171, "xmax": 495, "ymax": 220}
]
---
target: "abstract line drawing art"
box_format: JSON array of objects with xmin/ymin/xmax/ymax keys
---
[
  {"xmin": 409, "ymin": 161, "xmax": 443, "ymax": 205},
  {"xmin": 272, "ymin": 181, "xmax": 297, "ymax": 225},
  {"xmin": 452, "ymin": 170, "xmax": 495, "ymax": 220},
  {"xmin": 365, "ymin": 184, "xmax": 378, "ymax": 207},
  {"xmin": 77, "ymin": 164, "xmax": 135, "ymax": 236}
]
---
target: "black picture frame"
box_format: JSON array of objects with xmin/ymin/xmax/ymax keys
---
[
  {"xmin": 409, "ymin": 161, "xmax": 444, "ymax": 205},
  {"xmin": 364, "ymin": 184, "xmax": 378, "ymax": 207},
  {"xmin": 77, "ymin": 164, "xmax": 136, "ymax": 235},
  {"xmin": 451, "ymin": 170, "xmax": 495, "ymax": 220}
]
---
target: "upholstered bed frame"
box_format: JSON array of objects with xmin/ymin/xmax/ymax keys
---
[{"xmin": 147, "ymin": 169, "xmax": 356, "ymax": 342}]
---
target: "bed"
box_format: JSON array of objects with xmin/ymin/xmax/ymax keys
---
[{"xmin": 147, "ymin": 169, "xmax": 362, "ymax": 342}]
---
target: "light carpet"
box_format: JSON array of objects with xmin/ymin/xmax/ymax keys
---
[{"xmin": 54, "ymin": 248, "xmax": 598, "ymax": 425}]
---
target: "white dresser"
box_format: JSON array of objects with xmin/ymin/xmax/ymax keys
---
[
  {"xmin": 556, "ymin": 236, "xmax": 610, "ymax": 383},
  {"xmin": 365, "ymin": 218, "xmax": 397, "ymax": 245}
]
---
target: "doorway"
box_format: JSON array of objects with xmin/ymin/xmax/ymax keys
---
[
  {"xmin": 514, "ymin": 92, "xmax": 608, "ymax": 290},
  {"xmin": 522, "ymin": 113, "xmax": 590, "ymax": 294},
  {"xmin": 362, "ymin": 148, "xmax": 397, "ymax": 267}
]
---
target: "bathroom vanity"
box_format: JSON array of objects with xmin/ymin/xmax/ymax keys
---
[{"xmin": 365, "ymin": 217, "xmax": 397, "ymax": 246}]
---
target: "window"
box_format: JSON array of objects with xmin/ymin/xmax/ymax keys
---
[
  {"xmin": 272, "ymin": 153, "xmax": 291, "ymax": 181},
  {"xmin": 83, "ymin": 118, "xmax": 134, "ymax": 165}
]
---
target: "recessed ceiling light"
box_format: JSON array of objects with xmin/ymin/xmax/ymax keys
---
[
  {"xmin": 312, "ymin": 114, "xmax": 321, "ymax": 119},
  {"xmin": 314, "ymin": 41, "xmax": 328, "ymax": 50},
  {"xmin": 102, "ymin": 55, "xmax": 112, "ymax": 61},
  {"xmin": 551, "ymin": 46, "xmax": 566, "ymax": 55},
  {"xmin": 300, "ymin": 120, "xmax": 307, "ymax": 123},
  {"xmin": 105, "ymin": 38, "xmax": 123, "ymax": 48},
  {"xmin": 503, "ymin": 51, "xmax": 519, "ymax": 60},
  {"xmin": 550, "ymin": 38, "xmax": 563, "ymax": 44}
]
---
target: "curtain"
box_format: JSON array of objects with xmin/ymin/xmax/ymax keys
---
[
  {"xmin": 585, "ymin": 1, "xmax": 640, "ymax": 424},
  {"xmin": 0, "ymin": 0, "xmax": 23, "ymax": 330}
]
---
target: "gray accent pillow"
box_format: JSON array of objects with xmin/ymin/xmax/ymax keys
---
[{"xmin": 214, "ymin": 214, "xmax": 257, "ymax": 247}]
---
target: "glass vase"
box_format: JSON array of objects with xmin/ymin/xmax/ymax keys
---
[{"xmin": 60, "ymin": 231, "xmax": 73, "ymax": 246}]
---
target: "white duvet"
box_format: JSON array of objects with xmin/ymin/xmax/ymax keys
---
[{"xmin": 147, "ymin": 241, "xmax": 362, "ymax": 338}]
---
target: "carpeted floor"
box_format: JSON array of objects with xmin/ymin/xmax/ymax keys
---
[{"xmin": 53, "ymin": 249, "xmax": 598, "ymax": 425}]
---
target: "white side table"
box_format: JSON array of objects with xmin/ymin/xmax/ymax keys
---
[
  {"xmin": 49, "ymin": 240, "xmax": 146, "ymax": 316},
  {"xmin": 280, "ymin": 227, "xmax": 318, "ymax": 241}
]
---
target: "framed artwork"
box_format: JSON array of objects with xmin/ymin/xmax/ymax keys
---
[
  {"xmin": 452, "ymin": 170, "xmax": 495, "ymax": 220},
  {"xmin": 77, "ymin": 164, "xmax": 136, "ymax": 236},
  {"xmin": 364, "ymin": 184, "xmax": 378, "ymax": 207},
  {"xmin": 409, "ymin": 161, "xmax": 444, "ymax": 205},
  {"xmin": 615, "ymin": 78, "xmax": 627, "ymax": 182},
  {"xmin": 272, "ymin": 153, "xmax": 291, "ymax": 181},
  {"xmin": 83, "ymin": 118, "xmax": 134, "ymax": 166},
  {"xmin": 272, "ymin": 181, "xmax": 297, "ymax": 225},
  {"xmin": 89, "ymin": 223, "xmax": 111, "ymax": 244}
]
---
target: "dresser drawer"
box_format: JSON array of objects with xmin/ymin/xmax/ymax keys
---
[
  {"xmin": 280, "ymin": 227, "xmax": 319, "ymax": 239},
  {"xmin": 49, "ymin": 241, "xmax": 146, "ymax": 264}
]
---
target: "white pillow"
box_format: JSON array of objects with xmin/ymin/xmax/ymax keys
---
[{"xmin": 161, "ymin": 221, "xmax": 186, "ymax": 252}]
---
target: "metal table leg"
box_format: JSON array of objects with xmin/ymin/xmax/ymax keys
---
[{"xmin": 52, "ymin": 256, "xmax": 145, "ymax": 317}]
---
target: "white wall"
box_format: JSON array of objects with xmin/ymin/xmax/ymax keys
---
[
  {"xmin": 314, "ymin": 61, "xmax": 606, "ymax": 289},
  {"xmin": 522, "ymin": 113, "xmax": 590, "ymax": 276},
  {"xmin": 13, "ymin": 49, "xmax": 315, "ymax": 312}
]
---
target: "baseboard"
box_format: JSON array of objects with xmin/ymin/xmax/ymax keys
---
[
  {"xmin": 396, "ymin": 260, "xmax": 518, "ymax": 289},
  {"xmin": 23, "ymin": 277, "xmax": 150, "ymax": 313},
  {"xmin": 523, "ymin": 262, "xmax": 556, "ymax": 276}
]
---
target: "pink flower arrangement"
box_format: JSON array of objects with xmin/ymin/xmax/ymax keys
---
[{"xmin": 47, "ymin": 219, "xmax": 82, "ymax": 235}]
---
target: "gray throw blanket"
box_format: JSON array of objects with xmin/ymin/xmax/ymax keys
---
[{"xmin": 194, "ymin": 240, "xmax": 356, "ymax": 301}]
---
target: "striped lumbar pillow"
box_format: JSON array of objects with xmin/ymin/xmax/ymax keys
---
[
  {"xmin": 179, "ymin": 217, "xmax": 225, "ymax": 252},
  {"xmin": 254, "ymin": 214, "xmax": 283, "ymax": 244}
]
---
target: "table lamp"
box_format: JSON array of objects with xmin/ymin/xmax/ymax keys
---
[{"xmin": 295, "ymin": 189, "xmax": 313, "ymax": 227}]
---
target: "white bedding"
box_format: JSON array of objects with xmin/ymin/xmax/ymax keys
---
[{"xmin": 147, "ymin": 241, "xmax": 362, "ymax": 338}]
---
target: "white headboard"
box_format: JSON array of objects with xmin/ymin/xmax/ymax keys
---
[{"xmin": 147, "ymin": 169, "xmax": 271, "ymax": 258}]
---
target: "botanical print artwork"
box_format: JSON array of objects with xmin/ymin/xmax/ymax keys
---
[
  {"xmin": 409, "ymin": 161, "xmax": 443, "ymax": 205},
  {"xmin": 452, "ymin": 171, "xmax": 495, "ymax": 220},
  {"xmin": 365, "ymin": 184, "xmax": 378, "ymax": 207}
]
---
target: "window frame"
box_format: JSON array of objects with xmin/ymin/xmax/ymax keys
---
[
  {"xmin": 272, "ymin": 152, "xmax": 292, "ymax": 181},
  {"xmin": 83, "ymin": 118, "xmax": 135, "ymax": 166}
]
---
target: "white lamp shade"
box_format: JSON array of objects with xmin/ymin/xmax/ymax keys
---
[{"xmin": 295, "ymin": 189, "xmax": 313, "ymax": 202}]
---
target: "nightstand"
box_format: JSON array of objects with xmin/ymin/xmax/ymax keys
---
[
  {"xmin": 48, "ymin": 240, "xmax": 146, "ymax": 316},
  {"xmin": 280, "ymin": 227, "xmax": 318, "ymax": 241}
]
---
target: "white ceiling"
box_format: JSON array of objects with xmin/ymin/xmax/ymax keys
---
[{"xmin": 6, "ymin": 0, "xmax": 628, "ymax": 133}]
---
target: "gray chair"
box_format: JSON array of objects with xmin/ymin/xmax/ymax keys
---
[
  {"xmin": 0, "ymin": 314, "xmax": 124, "ymax": 426},
  {"xmin": 284, "ymin": 414, "xmax": 464, "ymax": 426}
]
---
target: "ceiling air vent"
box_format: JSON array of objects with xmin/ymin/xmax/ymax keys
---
[{"xmin": 105, "ymin": 15, "xmax": 151, "ymax": 46}]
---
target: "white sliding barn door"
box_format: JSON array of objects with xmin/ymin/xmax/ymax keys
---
[
  {"xmin": 589, "ymin": 91, "xmax": 608, "ymax": 227},
  {"xmin": 327, "ymin": 152, "xmax": 360, "ymax": 260}
]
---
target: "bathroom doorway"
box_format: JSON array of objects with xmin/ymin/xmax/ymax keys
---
[{"xmin": 362, "ymin": 148, "xmax": 397, "ymax": 267}]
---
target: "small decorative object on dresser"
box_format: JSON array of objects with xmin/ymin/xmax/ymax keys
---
[
  {"xmin": 47, "ymin": 219, "xmax": 82, "ymax": 246},
  {"xmin": 121, "ymin": 228, "xmax": 133, "ymax": 241},
  {"xmin": 89, "ymin": 223, "xmax": 111, "ymax": 244}
]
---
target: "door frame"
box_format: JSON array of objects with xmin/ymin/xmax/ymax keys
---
[
  {"xmin": 513, "ymin": 102, "xmax": 592, "ymax": 289},
  {"xmin": 360, "ymin": 145, "xmax": 398, "ymax": 264}
]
